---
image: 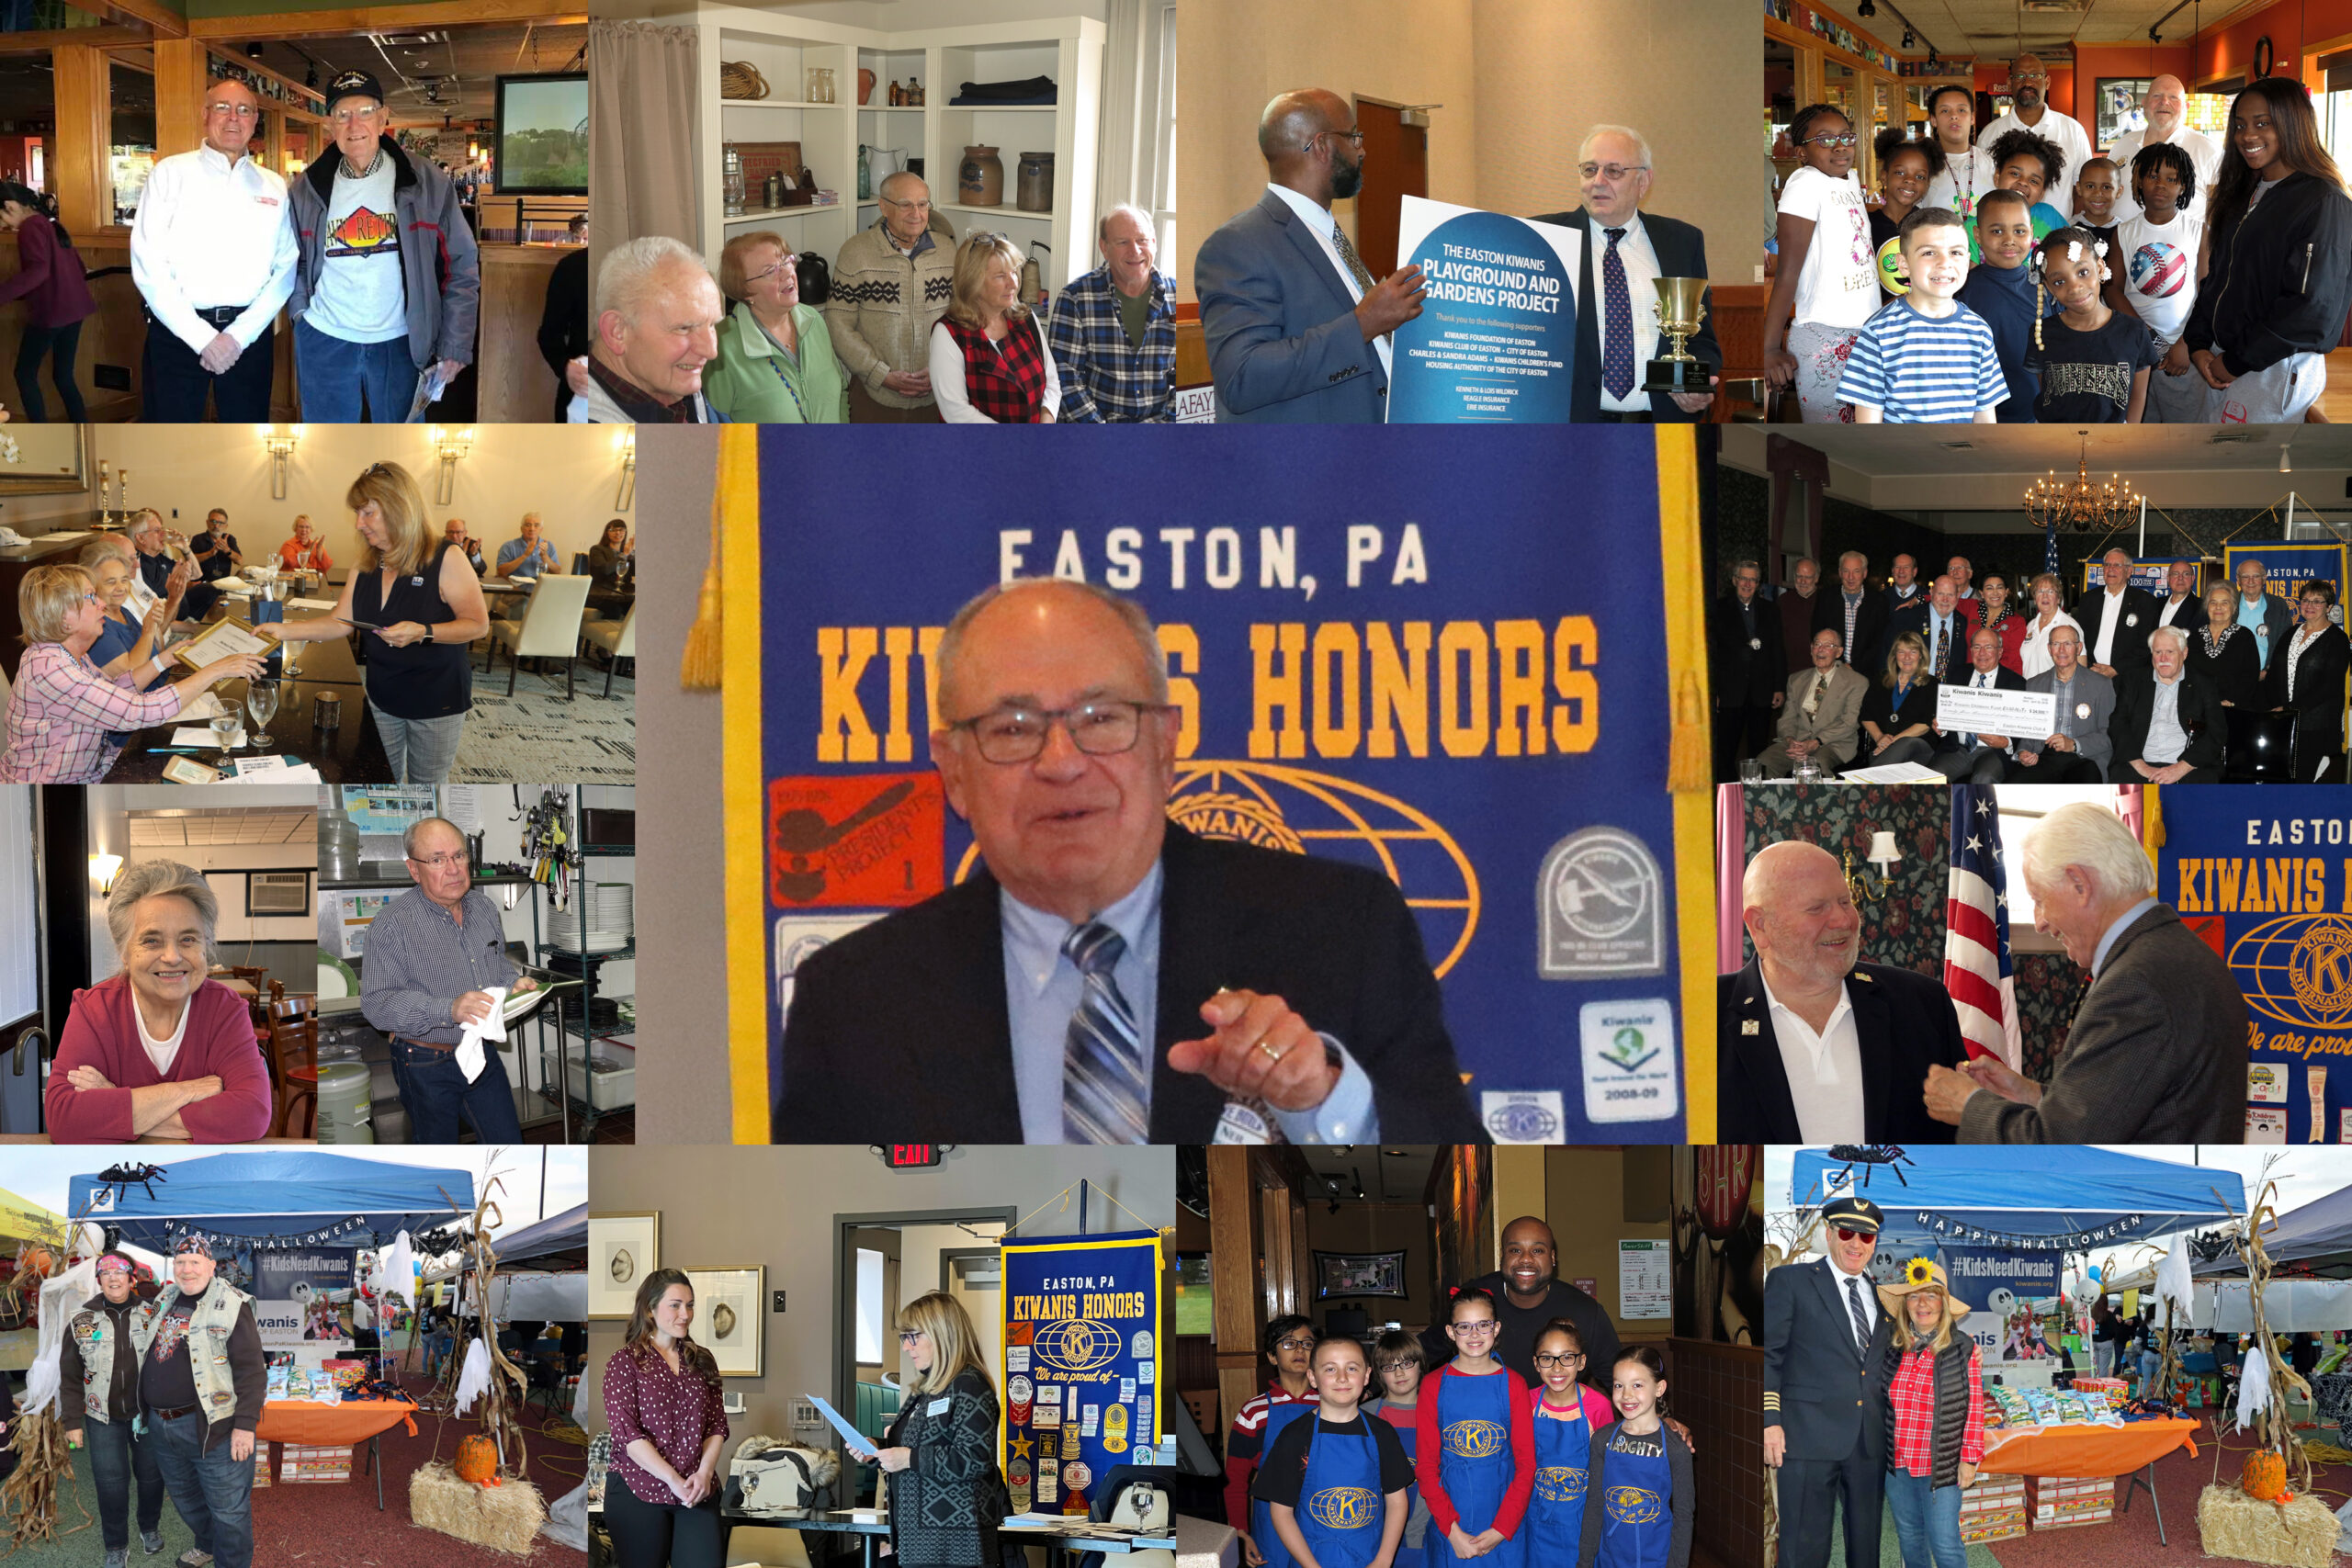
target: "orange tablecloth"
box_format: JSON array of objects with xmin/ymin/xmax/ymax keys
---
[
  {"xmin": 254, "ymin": 1397, "xmax": 419, "ymax": 1446},
  {"xmin": 1980, "ymin": 1416, "xmax": 2199, "ymax": 1476}
]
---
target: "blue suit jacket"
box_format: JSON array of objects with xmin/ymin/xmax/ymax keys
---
[
  {"xmin": 1195, "ymin": 189, "xmax": 1387, "ymax": 423},
  {"xmin": 1528, "ymin": 206, "xmax": 1723, "ymax": 423}
]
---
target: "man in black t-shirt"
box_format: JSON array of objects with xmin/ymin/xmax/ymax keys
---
[
  {"xmin": 1419, "ymin": 1216, "xmax": 1620, "ymax": 1392},
  {"xmin": 140, "ymin": 1235, "xmax": 265, "ymax": 1568}
]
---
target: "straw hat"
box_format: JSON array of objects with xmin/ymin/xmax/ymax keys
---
[{"xmin": 1877, "ymin": 1257, "xmax": 1973, "ymax": 1317}]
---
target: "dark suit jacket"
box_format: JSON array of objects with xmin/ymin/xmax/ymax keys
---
[
  {"xmin": 2258, "ymin": 622, "xmax": 2350, "ymax": 781},
  {"xmin": 1526, "ymin": 207, "xmax": 1722, "ymax": 423},
  {"xmin": 1718, "ymin": 959, "xmax": 1966, "ymax": 1145},
  {"xmin": 1812, "ymin": 592, "xmax": 1891, "ymax": 675},
  {"xmin": 2156, "ymin": 592, "xmax": 2204, "ymax": 634},
  {"xmin": 1195, "ymin": 189, "xmax": 1387, "ymax": 423},
  {"xmin": 1883, "ymin": 604, "xmax": 1976, "ymax": 686},
  {"xmin": 1961, "ymin": 903, "xmax": 2247, "ymax": 1142},
  {"xmin": 1763, "ymin": 1255, "xmax": 1894, "ymax": 1463},
  {"xmin": 1932, "ymin": 664, "xmax": 2028, "ymax": 753},
  {"xmin": 1713, "ymin": 592, "xmax": 1785, "ymax": 706},
  {"xmin": 2075, "ymin": 585, "xmax": 2165, "ymax": 676},
  {"xmin": 2109, "ymin": 667, "xmax": 2225, "ymax": 774},
  {"xmin": 775, "ymin": 824, "xmax": 1481, "ymax": 1141}
]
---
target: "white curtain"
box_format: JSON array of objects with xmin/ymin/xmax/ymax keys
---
[
  {"xmin": 589, "ymin": 20, "xmax": 701, "ymax": 287},
  {"xmin": 0, "ymin": 787, "xmax": 34, "ymax": 1026}
]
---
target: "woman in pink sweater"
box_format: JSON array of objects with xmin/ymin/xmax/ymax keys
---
[{"xmin": 46, "ymin": 861, "xmax": 275, "ymax": 1143}]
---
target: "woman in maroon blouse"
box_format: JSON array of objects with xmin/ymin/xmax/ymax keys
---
[
  {"xmin": 0, "ymin": 179, "xmax": 94, "ymax": 422},
  {"xmin": 602, "ymin": 1269, "xmax": 729, "ymax": 1568}
]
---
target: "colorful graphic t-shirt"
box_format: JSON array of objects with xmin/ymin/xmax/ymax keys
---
[
  {"xmin": 137, "ymin": 1294, "xmax": 200, "ymax": 1412},
  {"xmin": 2118, "ymin": 209, "xmax": 2203, "ymax": 348},
  {"xmin": 306, "ymin": 158, "xmax": 406, "ymax": 344}
]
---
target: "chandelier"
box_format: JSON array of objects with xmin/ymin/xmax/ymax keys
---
[{"xmin": 2024, "ymin": 434, "xmax": 2143, "ymax": 534}]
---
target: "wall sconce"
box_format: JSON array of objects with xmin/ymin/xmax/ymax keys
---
[
  {"xmin": 429, "ymin": 424, "xmax": 474, "ymax": 506},
  {"xmin": 259, "ymin": 423, "xmax": 302, "ymax": 501},
  {"xmin": 88, "ymin": 853, "xmax": 121, "ymax": 897},
  {"xmin": 1845, "ymin": 832, "xmax": 1903, "ymax": 904},
  {"xmin": 615, "ymin": 426, "xmax": 636, "ymax": 511}
]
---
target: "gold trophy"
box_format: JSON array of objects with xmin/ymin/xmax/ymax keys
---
[{"xmin": 1642, "ymin": 276, "xmax": 1712, "ymax": 395}]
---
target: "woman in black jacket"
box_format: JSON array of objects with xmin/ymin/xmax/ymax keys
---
[
  {"xmin": 2260, "ymin": 580, "xmax": 2351, "ymax": 782},
  {"xmin": 1845, "ymin": 632, "xmax": 1939, "ymax": 773},
  {"xmin": 877, "ymin": 1292, "xmax": 1011, "ymax": 1568},
  {"xmin": 2172, "ymin": 78, "xmax": 2352, "ymax": 423},
  {"xmin": 1874, "ymin": 1261, "xmax": 1982, "ymax": 1568},
  {"xmin": 2191, "ymin": 581, "xmax": 2264, "ymax": 712}
]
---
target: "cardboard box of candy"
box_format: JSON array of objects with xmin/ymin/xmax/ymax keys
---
[{"xmin": 2074, "ymin": 1377, "xmax": 2128, "ymax": 1411}]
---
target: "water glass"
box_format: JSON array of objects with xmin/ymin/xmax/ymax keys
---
[
  {"xmin": 246, "ymin": 679, "xmax": 280, "ymax": 751},
  {"xmin": 209, "ymin": 714, "xmax": 240, "ymax": 765},
  {"xmin": 1739, "ymin": 759, "xmax": 1763, "ymax": 784}
]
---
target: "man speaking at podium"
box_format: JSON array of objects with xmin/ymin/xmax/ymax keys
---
[{"xmin": 775, "ymin": 577, "xmax": 1481, "ymax": 1145}]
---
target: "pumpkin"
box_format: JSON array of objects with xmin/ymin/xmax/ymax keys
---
[
  {"xmin": 17, "ymin": 1247, "xmax": 51, "ymax": 1280},
  {"xmin": 2242, "ymin": 1449, "xmax": 2287, "ymax": 1502},
  {"xmin": 455, "ymin": 1435, "xmax": 502, "ymax": 1487}
]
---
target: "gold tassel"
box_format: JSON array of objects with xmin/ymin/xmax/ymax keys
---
[
  {"xmin": 1668, "ymin": 669, "xmax": 1709, "ymax": 793},
  {"xmin": 679, "ymin": 449, "xmax": 725, "ymax": 691}
]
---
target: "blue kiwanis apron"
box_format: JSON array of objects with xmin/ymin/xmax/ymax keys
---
[
  {"xmin": 1524, "ymin": 1398, "xmax": 1593, "ymax": 1565},
  {"xmin": 1253, "ymin": 1401, "xmax": 1318, "ymax": 1568},
  {"xmin": 1373, "ymin": 1403, "xmax": 1426, "ymax": 1568},
  {"xmin": 1292, "ymin": 1418, "xmax": 1386, "ymax": 1568},
  {"xmin": 1435, "ymin": 1371, "xmax": 1521, "ymax": 1568},
  {"xmin": 1596, "ymin": 1430, "xmax": 1673, "ymax": 1568}
]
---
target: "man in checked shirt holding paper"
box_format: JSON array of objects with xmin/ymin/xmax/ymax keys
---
[{"xmin": 360, "ymin": 816, "xmax": 537, "ymax": 1143}]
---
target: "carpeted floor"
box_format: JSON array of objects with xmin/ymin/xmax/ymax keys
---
[
  {"xmin": 3, "ymin": 1364, "xmax": 588, "ymax": 1564},
  {"xmin": 453, "ymin": 659, "xmax": 635, "ymax": 784}
]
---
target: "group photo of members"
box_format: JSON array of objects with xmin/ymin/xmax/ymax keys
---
[
  {"xmin": 0, "ymin": 425, "xmax": 635, "ymax": 786},
  {"xmin": 0, "ymin": 8, "xmax": 582, "ymax": 424},
  {"xmin": 1709, "ymin": 427, "xmax": 2350, "ymax": 784},
  {"xmin": 1762, "ymin": 1, "xmax": 2352, "ymax": 423}
]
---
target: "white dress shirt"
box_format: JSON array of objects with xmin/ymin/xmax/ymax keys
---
[
  {"xmin": 1760, "ymin": 966, "xmax": 1865, "ymax": 1142},
  {"xmin": 1588, "ymin": 211, "xmax": 1660, "ymax": 412},
  {"xmin": 1976, "ymin": 107, "xmax": 2096, "ymax": 218},
  {"xmin": 2020, "ymin": 611, "xmax": 2083, "ymax": 679},
  {"xmin": 130, "ymin": 144, "xmax": 300, "ymax": 356},
  {"xmin": 2109, "ymin": 125, "xmax": 2222, "ymax": 221},
  {"xmin": 1265, "ymin": 182, "xmax": 1390, "ymax": 380},
  {"xmin": 2092, "ymin": 587, "xmax": 2130, "ymax": 667}
]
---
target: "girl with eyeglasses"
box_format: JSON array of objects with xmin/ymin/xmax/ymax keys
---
[
  {"xmin": 876, "ymin": 1293, "xmax": 1012, "ymax": 1568},
  {"xmin": 1520, "ymin": 1321, "xmax": 1610, "ymax": 1568},
  {"xmin": 2258, "ymin": 579, "xmax": 2349, "ymax": 781},
  {"xmin": 603, "ymin": 1269, "xmax": 729, "ymax": 1568},
  {"xmin": 1764, "ymin": 105, "xmax": 1880, "ymax": 423},
  {"xmin": 1413, "ymin": 1289, "xmax": 1532, "ymax": 1567}
]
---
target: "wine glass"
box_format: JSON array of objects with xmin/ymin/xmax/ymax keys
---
[
  {"xmin": 246, "ymin": 679, "xmax": 280, "ymax": 751},
  {"xmin": 209, "ymin": 714, "xmax": 240, "ymax": 767}
]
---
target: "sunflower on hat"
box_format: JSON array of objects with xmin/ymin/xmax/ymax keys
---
[{"xmin": 1880, "ymin": 1258, "xmax": 1974, "ymax": 1350}]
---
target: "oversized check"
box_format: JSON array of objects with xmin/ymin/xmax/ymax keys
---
[{"xmin": 1935, "ymin": 684, "xmax": 2056, "ymax": 737}]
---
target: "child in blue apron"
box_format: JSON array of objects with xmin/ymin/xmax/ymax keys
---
[
  {"xmin": 1414, "ymin": 1290, "xmax": 1532, "ymax": 1568},
  {"xmin": 1368, "ymin": 1332, "xmax": 1430, "ymax": 1568},
  {"xmin": 1577, "ymin": 1347, "xmax": 1691, "ymax": 1568},
  {"xmin": 1254, "ymin": 1336, "xmax": 1415, "ymax": 1568},
  {"xmin": 1523, "ymin": 1321, "xmax": 1611, "ymax": 1567}
]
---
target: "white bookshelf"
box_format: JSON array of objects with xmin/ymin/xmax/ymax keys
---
[{"xmin": 694, "ymin": 9, "xmax": 1105, "ymax": 295}]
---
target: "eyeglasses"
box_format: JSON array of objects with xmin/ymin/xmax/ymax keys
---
[
  {"xmin": 878, "ymin": 194, "xmax": 932, "ymax": 213},
  {"xmin": 1374, "ymin": 1361, "xmax": 1419, "ymax": 1374},
  {"xmin": 407, "ymin": 852, "xmax": 469, "ymax": 870},
  {"xmin": 1577, "ymin": 163, "xmax": 1649, "ymax": 181},
  {"xmin": 208, "ymin": 102, "xmax": 261, "ymax": 120},
  {"xmin": 748, "ymin": 257, "xmax": 801, "ymax": 284},
  {"xmin": 1272, "ymin": 1337, "xmax": 1317, "ymax": 1353},
  {"xmin": 1533, "ymin": 1353, "xmax": 1584, "ymax": 1369},
  {"xmin": 1833, "ymin": 1226, "xmax": 1875, "ymax": 1242},
  {"xmin": 332, "ymin": 107, "xmax": 382, "ymax": 123},
  {"xmin": 1449, "ymin": 1320, "xmax": 1499, "ymax": 1337},
  {"xmin": 898, "ymin": 1329, "xmax": 927, "ymax": 1344},
  {"xmin": 950, "ymin": 699, "xmax": 1170, "ymax": 764},
  {"xmin": 1316, "ymin": 129, "xmax": 1366, "ymax": 149},
  {"xmin": 1804, "ymin": 133, "xmax": 1860, "ymax": 148}
]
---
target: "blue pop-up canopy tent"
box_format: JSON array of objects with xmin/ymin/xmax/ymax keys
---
[
  {"xmin": 66, "ymin": 1152, "xmax": 472, "ymax": 1251},
  {"xmin": 1789, "ymin": 1145, "xmax": 2245, "ymax": 1252},
  {"xmin": 2195, "ymin": 1183, "xmax": 2352, "ymax": 1278}
]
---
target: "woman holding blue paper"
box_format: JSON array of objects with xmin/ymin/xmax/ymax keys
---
[
  {"xmin": 603, "ymin": 1268, "xmax": 729, "ymax": 1568},
  {"xmin": 876, "ymin": 1292, "xmax": 1012, "ymax": 1568}
]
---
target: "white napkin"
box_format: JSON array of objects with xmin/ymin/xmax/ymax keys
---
[
  {"xmin": 288, "ymin": 597, "xmax": 338, "ymax": 610},
  {"xmin": 456, "ymin": 986, "xmax": 509, "ymax": 1084},
  {"xmin": 171, "ymin": 726, "xmax": 243, "ymax": 748}
]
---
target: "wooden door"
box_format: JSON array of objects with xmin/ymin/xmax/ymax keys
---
[{"xmin": 1352, "ymin": 97, "xmax": 1428, "ymax": 279}]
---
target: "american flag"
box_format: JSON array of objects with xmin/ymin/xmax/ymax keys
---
[
  {"xmin": 2042, "ymin": 523, "xmax": 2061, "ymax": 581},
  {"xmin": 1944, "ymin": 784, "xmax": 2021, "ymax": 1067}
]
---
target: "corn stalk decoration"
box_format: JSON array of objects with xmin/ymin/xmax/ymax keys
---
[
  {"xmin": 420, "ymin": 1178, "xmax": 532, "ymax": 1479},
  {"xmin": 2238, "ymin": 1179, "xmax": 2313, "ymax": 1497},
  {"xmin": 0, "ymin": 1201, "xmax": 106, "ymax": 1551}
]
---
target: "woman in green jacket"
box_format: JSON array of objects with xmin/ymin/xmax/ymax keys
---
[{"xmin": 705, "ymin": 231, "xmax": 850, "ymax": 423}]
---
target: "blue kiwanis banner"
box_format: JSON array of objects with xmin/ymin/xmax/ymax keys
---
[
  {"xmin": 999, "ymin": 1230, "xmax": 1163, "ymax": 1515},
  {"xmin": 2156, "ymin": 786, "xmax": 2352, "ymax": 1142},
  {"xmin": 1389, "ymin": 197, "xmax": 1581, "ymax": 423},
  {"xmin": 719, "ymin": 426, "xmax": 1713, "ymax": 1142}
]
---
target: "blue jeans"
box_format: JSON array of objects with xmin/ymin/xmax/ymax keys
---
[
  {"xmin": 147, "ymin": 1410, "xmax": 252, "ymax": 1568},
  {"xmin": 84, "ymin": 1416, "xmax": 164, "ymax": 1551},
  {"xmin": 294, "ymin": 317, "xmax": 419, "ymax": 422},
  {"xmin": 368, "ymin": 702, "xmax": 466, "ymax": 784},
  {"xmin": 1884, "ymin": 1470, "xmax": 1964, "ymax": 1568},
  {"xmin": 390, "ymin": 1038, "xmax": 522, "ymax": 1143}
]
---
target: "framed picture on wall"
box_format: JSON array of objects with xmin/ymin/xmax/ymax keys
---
[
  {"xmin": 686, "ymin": 1265, "xmax": 765, "ymax": 1377},
  {"xmin": 1312, "ymin": 1250, "xmax": 1408, "ymax": 1299},
  {"xmin": 590, "ymin": 1212, "xmax": 660, "ymax": 1320},
  {"xmin": 2095, "ymin": 77, "xmax": 2155, "ymax": 146}
]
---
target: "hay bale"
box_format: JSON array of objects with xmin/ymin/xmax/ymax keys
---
[
  {"xmin": 2196, "ymin": 1483, "xmax": 2337, "ymax": 1568},
  {"xmin": 411, "ymin": 1460, "xmax": 548, "ymax": 1557}
]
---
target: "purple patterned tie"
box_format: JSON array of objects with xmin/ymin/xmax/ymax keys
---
[{"xmin": 1602, "ymin": 227, "xmax": 1635, "ymax": 400}]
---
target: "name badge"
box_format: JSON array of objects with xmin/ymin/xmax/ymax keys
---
[
  {"xmin": 412, "ymin": 576, "xmax": 425, "ymax": 586},
  {"xmin": 927, "ymin": 1396, "xmax": 952, "ymax": 1416}
]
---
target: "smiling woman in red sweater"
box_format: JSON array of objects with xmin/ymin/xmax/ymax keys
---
[{"xmin": 45, "ymin": 860, "xmax": 275, "ymax": 1144}]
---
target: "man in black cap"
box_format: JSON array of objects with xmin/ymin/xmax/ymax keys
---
[
  {"xmin": 137, "ymin": 1235, "xmax": 265, "ymax": 1568},
  {"xmin": 288, "ymin": 69, "xmax": 479, "ymax": 421},
  {"xmin": 1764, "ymin": 1196, "xmax": 1892, "ymax": 1568}
]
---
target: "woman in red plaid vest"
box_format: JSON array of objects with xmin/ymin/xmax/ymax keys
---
[{"xmin": 930, "ymin": 231, "xmax": 1061, "ymax": 423}]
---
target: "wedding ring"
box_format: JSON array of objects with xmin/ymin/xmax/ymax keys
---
[{"xmin": 1257, "ymin": 1039, "xmax": 1284, "ymax": 1064}]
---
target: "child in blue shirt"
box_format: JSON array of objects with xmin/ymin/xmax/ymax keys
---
[
  {"xmin": 1954, "ymin": 189, "xmax": 2060, "ymax": 422},
  {"xmin": 1837, "ymin": 207, "xmax": 2007, "ymax": 423}
]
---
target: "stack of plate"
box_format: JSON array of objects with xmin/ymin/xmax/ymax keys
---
[{"xmin": 549, "ymin": 884, "xmax": 633, "ymax": 953}]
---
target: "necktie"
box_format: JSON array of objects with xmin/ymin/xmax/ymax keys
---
[
  {"xmin": 1601, "ymin": 227, "xmax": 1634, "ymax": 400},
  {"xmin": 1932, "ymin": 619, "xmax": 1947, "ymax": 676},
  {"xmin": 1845, "ymin": 597, "xmax": 1860, "ymax": 663},
  {"xmin": 1961, "ymin": 670, "xmax": 1989, "ymax": 748},
  {"xmin": 1329, "ymin": 221, "xmax": 1375, "ymax": 297},
  {"xmin": 1060, "ymin": 921, "xmax": 1151, "ymax": 1144},
  {"xmin": 1804, "ymin": 672, "xmax": 1827, "ymax": 716},
  {"xmin": 1847, "ymin": 1275, "xmax": 1874, "ymax": 1354},
  {"xmin": 2055, "ymin": 678, "xmax": 2074, "ymax": 739}
]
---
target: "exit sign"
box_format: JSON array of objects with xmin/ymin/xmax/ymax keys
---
[{"xmin": 877, "ymin": 1145, "xmax": 944, "ymax": 1168}]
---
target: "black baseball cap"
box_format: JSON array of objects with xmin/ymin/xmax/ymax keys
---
[
  {"xmin": 1821, "ymin": 1196, "xmax": 1884, "ymax": 1234},
  {"xmin": 325, "ymin": 70, "xmax": 385, "ymax": 115}
]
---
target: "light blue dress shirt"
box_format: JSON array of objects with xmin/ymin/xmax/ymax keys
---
[
  {"xmin": 1000, "ymin": 858, "xmax": 1378, "ymax": 1144},
  {"xmin": 496, "ymin": 536, "xmax": 553, "ymax": 583},
  {"xmin": 2091, "ymin": 896, "xmax": 2161, "ymax": 977}
]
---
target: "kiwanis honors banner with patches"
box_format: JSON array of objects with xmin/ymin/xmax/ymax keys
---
[
  {"xmin": 2157, "ymin": 786, "xmax": 2352, "ymax": 1143},
  {"xmin": 719, "ymin": 425, "xmax": 1713, "ymax": 1142},
  {"xmin": 1000, "ymin": 1230, "xmax": 1163, "ymax": 1516}
]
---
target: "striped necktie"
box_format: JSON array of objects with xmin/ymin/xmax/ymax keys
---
[
  {"xmin": 1061, "ymin": 921, "xmax": 1151, "ymax": 1144},
  {"xmin": 1846, "ymin": 1274, "xmax": 1874, "ymax": 1354}
]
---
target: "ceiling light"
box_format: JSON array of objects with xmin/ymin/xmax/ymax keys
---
[
  {"xmin": 2280, "ymin": 447, "xmax": 2292, "ymax": 473},
  {"xmin": 1903, "ymin": 28, "xmax": 1916, "ymax": 46},
  {"xmin": 1857, "ymin": 0, "xmax": 1876, "ymax": 14}
]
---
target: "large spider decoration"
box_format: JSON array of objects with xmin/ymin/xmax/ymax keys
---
[
  {"xmin": 1826, "ymin": 1146, "xmax": 1916, "ymax": 1190},
  {"xmin": 96, "ymin": 1162, "xmax": 168, "ymax": 1203}
]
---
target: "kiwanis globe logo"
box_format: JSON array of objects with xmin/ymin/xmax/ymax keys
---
[
  {"xmin": 1533, "ymin": 1464, "xmax": 1587, "ymax": 1505},
  {"xmin": 1306, "ymin": 1488, "xmax": 1379, "ymax": 1529},
  {"xmin": 1031, "ymin": 1317, "xmax": 1125, "ymax": 1374},
  {"xmin": 1606, "ymin": 1485, "xmax": 1664, "ymax": 1526},
  {"xmin": 1443, "ymin": 1419, "xmax": 1507, "ymax": 1459},
  {"xmin": 2232, "ymin": 916, "xmax": 2352, "ymax": 1030}
]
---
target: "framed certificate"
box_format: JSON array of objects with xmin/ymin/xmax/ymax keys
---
[{"xmin": 171, "ymin": 615, "xmax": 267, "ymax": 671}]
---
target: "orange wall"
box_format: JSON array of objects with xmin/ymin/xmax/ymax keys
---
[
  {"xmin": 2070, "ymin": 43, "xmax": 2195, "ymax": 150},
  {"xmin": 2193, "ymin": 0, "xmax": 2352, "ymax": 88}
]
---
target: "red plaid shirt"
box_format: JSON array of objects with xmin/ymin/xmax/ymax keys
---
[
  {"xmin": 0, "ymin": 642, "xmax": 184, "ymax": 783},
  {"xmin": 1887, "ymin": 1343, "xmax": 1984, "ymax": 1476}
]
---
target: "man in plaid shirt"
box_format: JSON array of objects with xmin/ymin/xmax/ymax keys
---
[{"xmin": 1046, "ymin": 204, "xmax": 1178, "ymax": 422}]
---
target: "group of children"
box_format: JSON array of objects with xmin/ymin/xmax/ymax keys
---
[{"xmin": 1227, "ymin": 1291, "xmax": 1692, "ymax": 1568}]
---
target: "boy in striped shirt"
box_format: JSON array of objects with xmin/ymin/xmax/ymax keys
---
[{"xmin": 1837, "ymin": 207, "xmax": 2008, "ymax": 423}]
